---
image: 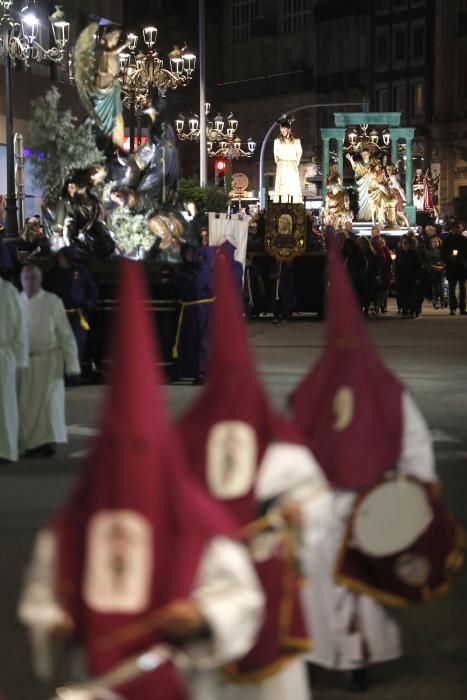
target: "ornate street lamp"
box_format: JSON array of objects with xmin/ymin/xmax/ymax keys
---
[
  {"xmin": 119, "ymin": 28, "xmax": 196, "ymax": 96},
  {"xmin": 177, "ymin": 103, "xmax": 256, "ymax": 160},
  {"xmin": 119, "ymin": 26, "xmax": 196, "ymax": 152},
  {"xmin": 344, "ymin": 124, "xmax": 393, "ymax": 156},
  {"xmin": 0, "ymin": 1, "xmax": 70, "ymax": 235}
]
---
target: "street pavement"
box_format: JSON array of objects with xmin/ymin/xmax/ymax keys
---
[{"xmin": 1, "ymin": 303, "xmax": 466, "ymax": 699}]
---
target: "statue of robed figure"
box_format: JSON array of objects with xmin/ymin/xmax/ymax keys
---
[{"xmin": 74, "ymin": 19, "xmax": 131, "ymax": 151}]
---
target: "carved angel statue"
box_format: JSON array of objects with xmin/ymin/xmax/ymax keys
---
[
  {"xmin": 74, "ymin": 20, "xmax": 131, "ymax": 151},
  {"xmin": 323, "ymin": 165, "xmax": 353, "ymax": 229}
]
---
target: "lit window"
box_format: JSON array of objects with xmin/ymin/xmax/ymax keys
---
[
  {"xmin": 411, "ymin": 80, "xmax": 425, "ymax": 118},
  {"xmin": 283, "ymin": 0, "xmax": 312, "ymax": 33}
]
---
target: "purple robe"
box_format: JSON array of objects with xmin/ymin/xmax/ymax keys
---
[
  {"xmin": 44, "ymin": 248, "xmax": 98, "ymax": 362},
  {"xmin": 172, "ymin": 246, "xmax": 214, "ymax": 380}
]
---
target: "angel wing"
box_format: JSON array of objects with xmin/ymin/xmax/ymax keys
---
[{"xmin": 73, "ymin": 22, "xmax": 99, "ymax": 122}]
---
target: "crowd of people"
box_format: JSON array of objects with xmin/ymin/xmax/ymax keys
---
[
  {"xmin": 1, "ymin": 213, "xmax": 467, "ymax": 403},
  {"xmin": 246, "ymin": 214, "xmax": 467, "ymax": 321},
  {"xmin": 8, "ymin": 244, "xmax": 462, "ymax": 700},
  {"xmin": 343, "ymin": 222, "xmax": 467, "ymax": 319},
  {"xmin": 0, "ymin": 214, "xmax": 464, "ymax": 699}
]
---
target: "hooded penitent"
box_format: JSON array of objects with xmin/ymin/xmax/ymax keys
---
[
  {"xmin": 53, "ymin": 259, "xmax": 233, "ymax": 699},
  {"xmin": 178, "ymin": 251, "xmax": 310, "ymax": 680},
  {"xmin": 291, "ymin": 237, "xmax": 465, "ymax": 606},
  {"xmin": 290, "ymin": 234, "xmax": 404, "ymax": 491}
]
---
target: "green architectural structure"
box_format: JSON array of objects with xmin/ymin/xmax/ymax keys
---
[{"xmin": 321, "ymin": 112, "xmax": 416, "ymax": 227}]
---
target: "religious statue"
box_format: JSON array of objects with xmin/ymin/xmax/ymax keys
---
[
  {"xmin": 147, "ymin": 211, "xmax": 186, "ymax": 264},
  {"xmin": 367, "ymin": 159, "xmax": 398, "ymax": 228},
  {"xmin": 133, "ymin": 99, "xmax": 180, "ymax": 210},
  {"xmin": 346, "ymin": 149, "xmax": 373, "ymax": 221},
  {"xmin": 52, "ymin": 175, "xmax": 115, "ymax": 258},
  {"xmin": 322, "ymin": 165, "xmax": 353, "ymax": 229},
  {"xmin": 412, "ymin": 168, "xmax": 438, "ymax": 218},
  {"xmin": 386, "ymin": 164, "xmax": 409, "ymax": 228},
  {"xmin": 422, "ymin": 169, "xmax": 439, "ymax": 218},
  {"xmin": 431, "ymin": 168, "xmax": 440, "ymax": 209},
  {"xmin": 412, "ymin": 169, "xmax": 425, "ymax": 211},
  {"xmin": 31, "ymin": 22, "xmax": 198, "ymax": 262},
  {"xmin": 273, "ymin": 118, "xmax": 303, "ymax": 204},
  {"xmin": 74, "ymin": 20, "xmax": 131, "ymax": 151}
]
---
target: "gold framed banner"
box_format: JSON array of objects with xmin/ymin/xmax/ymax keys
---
[{"xmin": 265, "ymin": 202, "xmax": 306, "ymax": 261}]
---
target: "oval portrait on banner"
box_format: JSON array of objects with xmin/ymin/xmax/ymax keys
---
[
  {"xmin": 207, "ymin": 421, "xmax": 257, "ymax": 499},
  {"xmin": 83, "ymin": 510, "xmax": 153, "ymax": 613}
]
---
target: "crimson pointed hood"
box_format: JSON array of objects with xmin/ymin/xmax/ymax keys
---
[
  {"xmin": 179, "ymin": 251, "xmax": 302, "ymax": 526},
  {"xmin": 290, "ymin": 236, "xmax": 403, "ymax": 490},
  {"xmin": 53, "ymin": 260, "xmax": 233, "ymax": 680}
]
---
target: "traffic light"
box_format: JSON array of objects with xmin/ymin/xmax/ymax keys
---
[{"xmin": 215, "ymin": 158, "xmax": 226, "ymax": 187}]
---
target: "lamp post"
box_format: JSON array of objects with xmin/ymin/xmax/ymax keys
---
[
  {"xmin": 176, "ymin": 104, "xmax": 256, "ymax": 188},
  {"xmin": 199, "ymin": 0, "xmax": 207, "ymax": 187},
  {"xmin": 0, "ymin": 1, "xmax": 70, "ymax": 236},
  {"xmin": 119, "ymin": 28, "xmax": 196, "ymax": 153}
]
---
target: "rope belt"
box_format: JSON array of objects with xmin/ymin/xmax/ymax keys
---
[
  {"xmin": 172, "ymin": 297, "xmax": 215, "ymax": 360},
  {"xmin": 66, "ymin": 308, "xmax": 90, "ymax": 331}
]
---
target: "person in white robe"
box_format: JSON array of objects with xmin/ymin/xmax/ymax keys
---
[
  {"xmin": 18, "ymin": 531, "xmax": 264, "ymax": 700},
  {"xmin": 273, "ymin": 120, "xmax": 303, "ymax": 204},
  {"xmin": 297, "ymin": 392, "xmax": 436, "ymax": 688},
  {"xmin": 18, "ymin": 442, "xmax": 324, "ymax": 700},
  {"xmin": 18, "ymin": 265, "xmax": 80, "ymax": 457},
  {"xmin": 251, "ymin": 441, "xmax": 331, "ymax": 700},
  {"xmin": 0, "ymin": 277, "xmax": 28, "ymax": 462}
]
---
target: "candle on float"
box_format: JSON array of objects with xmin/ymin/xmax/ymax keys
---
[{"xmin": 453, "ymin": 249, "xmax": 458, "ymax": 256}]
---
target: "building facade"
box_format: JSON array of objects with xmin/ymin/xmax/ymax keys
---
[{"xmin": 431, "ymin": 0, "xmax": 467, "ymax": 214}]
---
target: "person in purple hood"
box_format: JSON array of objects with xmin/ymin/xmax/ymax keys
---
[
  {"xmin": 171, "ymin": 244, "xmax": 215, "ymax": 385},
  {"xmin": 44, "ymin": 247, "xmax": 98, "ymax": 379}
]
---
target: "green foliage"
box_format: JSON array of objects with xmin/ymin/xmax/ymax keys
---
[
  {"xmin": 111, "ymin": 206, "xmax": 155, "ymax": 257},
  {"xmin": 28, "ymin": 87, "xmax": 104, "ymax": 198},
  {"xmin": 178, "ymin": 178, "xmax": 229, "ymax": 214}
]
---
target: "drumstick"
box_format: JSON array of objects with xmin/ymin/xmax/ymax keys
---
[
  {"xmin": 245, "ymin": 484, "xmax": 329, "ymax": 537},
  {"xmin": 51, "ymin": 643, "xmax": 177, "ymax": 700}
]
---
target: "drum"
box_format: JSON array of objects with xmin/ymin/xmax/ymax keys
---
[
  {"xmin": 335, "ymin": 477, "xmax": 465, "ymax": 606},
  {"xmin": 351, "ymin": 479, "xmax": 433, "ymax": 557}
]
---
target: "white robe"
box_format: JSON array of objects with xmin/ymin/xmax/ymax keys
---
[
  {"xmin": 252, "ymin": 442, "xmax": 331, "ymax": 700},
  {"xmin": 18, "ymin": 534, "xmax": 265, "ymax": 700},
  {"xmin": 298, "ymin": 391, "xmax": 436, "ymax": 670},
  {"xmin": 0, "ymin": 279, "xmax": 28, "ymax": 461},
  {"xmin": 188, "ymin": 442, "xmax": 318, "ymax": 700},
  {"xmin": 18, "ymin": 290, "xmax": 80, "ymax": 451},
  {"xmin": 273, "ymin": 138, "xmax": 303, "ymax": 203}
]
